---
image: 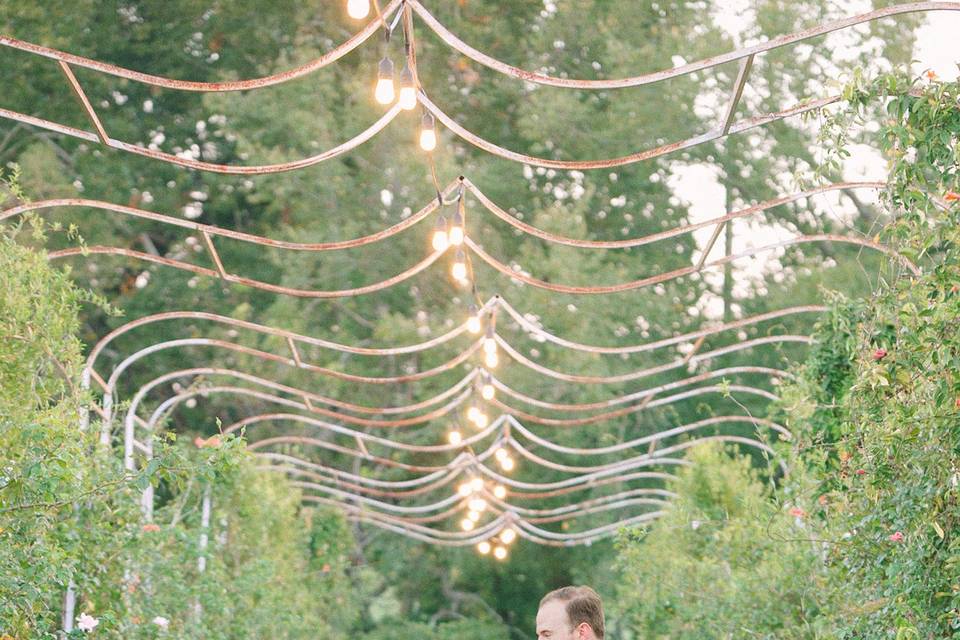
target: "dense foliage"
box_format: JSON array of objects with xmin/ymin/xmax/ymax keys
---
[{"xmin": 613, "ymin": 74, "xmax": 960, "ymax": 638}]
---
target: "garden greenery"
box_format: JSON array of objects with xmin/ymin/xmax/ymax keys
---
[{"xmin": 614, "ymin": 72, "xmax": 960, "ymax": 638}]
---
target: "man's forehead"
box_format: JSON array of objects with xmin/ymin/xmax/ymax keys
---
[{"xmin": 537, "ymin": 599, "xmax": 569, "ymax": 626}]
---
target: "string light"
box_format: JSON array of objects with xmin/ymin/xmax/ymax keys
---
[
  {"xmin": 495, "ymin": 447, "xmax": 509, "ymax": 462},
  {"xmin": 500, "ymin": 527, "xmax": 517, "ymax": 544},
  {"xmin": 483, "ymin": 325, "xmax": 497, "ymax": 356},
  {"xmin": 346, "ymin": 0, "xmax": 370, "ymax": 19},
  {"xmin": 449, "ymin": 210, "xmax": 464, "ymax": 246},
  {"xmin": 493, "ymin": 546, "xmax": 508, "ymax": 560},
  {"xmin": 419, "ymin": 113, "xmax": 437, "ymax": 151},
  {"xmin": 375, "ymin": 57, "xmax": 396, "ymax": 105},
  {"xmin": 477, "ymin": 541, "xmax": 491, "ymax": 555},
  {"xmin": 470, "ymin": 477, "xmax": 484, "ymax": 492},
  {"xmin": 466, "ymin": 304, "xmax": 482, "ymax": 334},
  {"xmin": 467, "ymin": 510, "xmax": 481, "ymax": 522},
  {"xmin": 398, "ymin": 65, "xmax": 417, "ymax": 110},
  {"xmin": 473, "ymin": 411, "xmax": 488, "ymax": 429},
  {"xmin": 499, "ymin": 454, "xmax": 515, "ymax": 472},
  {"xmin": 451, "ymin": 250, "xmax": 468, "ymax": 282},
  {"xmin": 457, "ymin": 482, "xmax": 473, "ymax": 498},
  {"xmin": 431, "ymin": 216, "xmax": 449, "ymax": 252},
  {"xmin": 483, "ymin": 325, "xmax": 499, "ymax": 367},
  {"xmin": 466, "ymin": 405, "xmax": 481, "ymax": 423},
  {"xmin": 481, "ymin": 372, "xmax": 495, "ymax": 401},
  {"xmin": 493, "ymin": 484, "xmax": 507, "ymax": 499},
  {"xmin": 468, "ymin": 498, "xmax": 487, "ymax": 512},
  {"xmin": 448, "ymin": 430, "xmax": 463, "ymax": 445},
  {"xmin": 461, "ymin": 518, "xmax": 476, "ymax": 532}
]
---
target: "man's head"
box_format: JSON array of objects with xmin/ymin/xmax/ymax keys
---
[{"xmin": 536, "ymin": 586, "xmax": 604, "ymax": 640}]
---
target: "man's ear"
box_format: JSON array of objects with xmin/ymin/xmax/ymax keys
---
[{"xmin": 576, "ymin": 622, "xmax": 593, "ymax": 640}]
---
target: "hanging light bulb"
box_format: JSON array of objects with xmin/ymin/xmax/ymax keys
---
[
  {"xmin": 481, "ymin": 373, "xmax": 495, "ymax": 401},
  {"xmin": 466, "ymin": 405, "xmax": 481, "ymax": 424},
  {"xmin": 461, "ymin": 518, "xmax": 476, "ymax": 532},
  {"xmin": 470, "ymin": 477, "xmax": 484, "ymax": 492},
  {"xmin": 477, "ymin": 541, "xmax": 491, "ymax": 555},
  {"xmin": 493, "ymin": 545, "xmax": 508, "ymax": 560},
  {"xmin": 347, "ymin": 0, "xmax": 371, "ymax": 19},
  {"xmin": 483, "ymin": 325, "xmax": 497, "ymax": 355},
  {"xmin": 468, "ymin": 498, "xmax": 487, "ymax": 513},
  {"xmin": 495, "ymin": 447, "xmax": 509, "ymax": 462},
  {"xmin": 500, "ymin": 456, "xmax": 515, "ymax": 472},
  {"xmin": 473, "ymin": 411, "xmax": 488, "ymax": 430},
  {"xmin": 449, "ymin": 210, "xmax": 465, "ymax": 246},
  {"xmin": 431, "ymin": 215, "xmax": 449, "ymax": 253},
  {"xmin": 467, "ymin": 510, "xmax": 481, "ymax": 523},
  {"xmin": 451, "ymin": 250, "xmax": 468, "ymax": 282},
  {"xmin": 457, "ymin": 482, "xmax": 473, "ymax": 498},
  {"xmin": 493, "ymin": 484, "xmax": 507, "ymax": 500},
  {"xmin": 500, "ymin": 527, "xmax": 517, "ymax": 545},
  {"xmin": 448, "ymin": 430, "xmax": 463, "ymax": 446},
  {"xmin": 419, "ymin": 113, "xmax": 437, "ymax": 151},
  {"xmin": 484, "ymin": 350, "xmax": 499, "ymax": 369},
  {"xmin": 398, "ymin": 65, "xmax": 417, "ymax": 110},
  {"xmin": 375, "ymin": 57, "xmax": 396, "ymax": 105},
  {"xmin": 466, "ymin": 305, "xmax": 482, "ymax": 334}
]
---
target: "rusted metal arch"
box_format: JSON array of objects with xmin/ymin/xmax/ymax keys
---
[
  {"xmin": 0, "ymin": 177, "xmax": 460, "ymax": 251},
  {"xmin": 464, "ymin": 180, "xmax": 886, "ymax": 250},
  {"xmin": 1, "ymin": 180, "xmax": 885, "ymax": 254},
  {"xmin": 493, "ymin": 384, "xmax": 779, "ymax": 428},
  {"xmin": 43, "ymin": 230, "xmax": 909, "ymax": 299},
  {"xmin": 467, "ymin": 232, "xmax": 919, "ymax": 296},
  {"xmin": 408, "ymin": 1, "xmax": 959, "ymax": 89},
  {"xmin": 122, "ymin": 371, "xmax": 783, "ymax": 493},
  {"xmin": 5, "ymin": 1, "xmax": 946, "ymax": 91},
  {"xmin": 498, "ymin": 300, "xmax": 827, "ymax": 355},
  {"xmin": 3, "ymin": 182, "xmax": 890, "ymax": 303},
  {"xmin": 3, "ymin": 4, "xmax": 954, "ymax": 171},
  {"xmin": 0, "ymin": 0, "xmax": 404, "ymax": 92}
]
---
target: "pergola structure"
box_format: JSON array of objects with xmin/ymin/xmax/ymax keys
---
[{"xmin": 2, "ymin": 0, "xmax": 953, "ymax": 630}]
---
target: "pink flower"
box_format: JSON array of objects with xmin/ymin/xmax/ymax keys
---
[
  {"xmin": 855, "ymin": 469, "xmax": 866, "ymax": 476},
  {"xmin": 152, "ymin": 616, "xmax": 170, "ymax": 629},
  {"xmin": 888, "ymin": 531, "xmax": 904, "ymax": 543},
  {"xmin": 788, "ymin": 507, "xmax": 806, "ymax": 518},
  {"xmin": 77, "ymin": 613, "xmax": 99, "ymax": 632},
  {"xmin": 873, "ymin": 348, "xmax": 887, "ymax": 361},
  {"xmin": 945, "ymin": 190, "xmax": 960, "ymax": 203},
  {"xmin": 142, "ymin": 523, "xmax": 161, "ymax": 533}
]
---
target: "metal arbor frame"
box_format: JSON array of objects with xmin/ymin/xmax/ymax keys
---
[{"xmin": 2, "ymin": 1, "xmax": 953, "ymax": 631}]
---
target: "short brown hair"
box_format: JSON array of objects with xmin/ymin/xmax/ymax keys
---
[{"xmin": 539, "ymin": 586, "xmax": 604, "ymax": 638}]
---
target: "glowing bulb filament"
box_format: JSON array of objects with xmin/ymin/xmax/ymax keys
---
[
  {"xmin": 466, "ymin": 305, "xmax": 482, "ymax": 334},
  {"xmin": 432, "ymin": 216, "xmax": 449, "ymax": 252},
  {"xmin": 420, "ymin": 113, "xmax": 437, "ymax": 151},
  {"xmin": 493, "ymin": 485, "xmax": 507, "ymax": 499},
  {"xmin": 449, "ymin": 211, "xmax": 465, "ymax": 246},
  {"xmin": 398, "ymin": 65, "xmax": 417, "ymax": 110},
  {"xmin": 347, "ymin": 0, "xmax": 370, "ymax": 19},
  {"xmin": 500, "ymin": 527, "xmax": 517, "ymax": 545},
  {"xmin": 375, "ymin": 58, "xmax": 395, "ymax": 105},
  {"xmin": 452, "ymin": 250, "xmax": 468, "ymax": 282},
  {"xmin": 481, "ymin": 383, "xmax": 495, "ymax": 401},
  {"xmin": 493, "ymin": 546, "xmax": 507, "ymax": 560},
  {"xmin": 448, "ymin": 430, "xmax": 463, "ymax": 446},
  {"xmin": 477, "ymin": 541, "xmax": 491, "ymax": 555},
  {"xmin": 461, "ymin": 518, "xmax": 476, "ymax": 532}
]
